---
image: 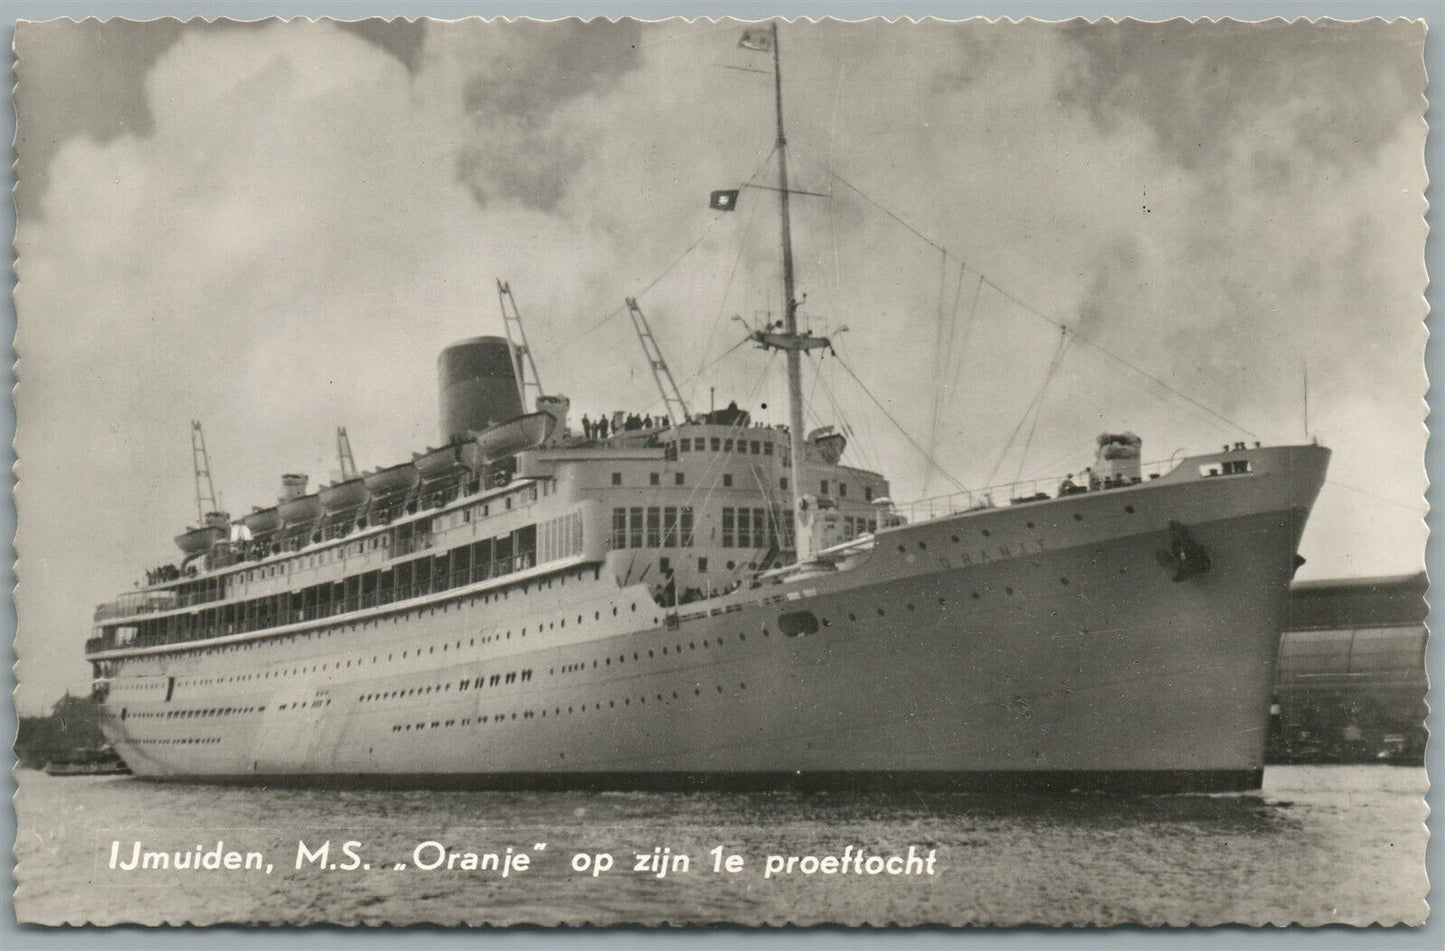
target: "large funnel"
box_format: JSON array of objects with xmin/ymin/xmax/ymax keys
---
[{"xmin": 438, "ymin": 336, "xmax": 524, "ymax": 443}]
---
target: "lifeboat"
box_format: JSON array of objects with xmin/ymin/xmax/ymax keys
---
[
  {"xmin": 241, "ymin": 506, "xmax": 282, "ymax": 535},
  {"xmin": 319, "ymin": 477, "xmax": 369, "ymax": 514},
  {"xmin": 463, "ymin": 411, "xmax": 556, "ymax": 468},
  {"xmin": 175, "ymin": 524, "xmax": 225, "ymax": 557},
  {"xmin": 278, "ymin": 492, "xmax": 323, "ymax": 526},
  {"xmin": 414, "ymin": 443, "xmax": 463, "ymax": 481},
  {"xmin": 806, "ymin": 426, "xmax": 847, "ymax": 464},
  {"xmin": 363, "ymin": 462, "xmax": 420, "ymax": 497}
]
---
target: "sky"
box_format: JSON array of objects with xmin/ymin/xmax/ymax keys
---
[{"xmin": 13, "ymin": 18, "xmax": 1428, "ymax": 713}]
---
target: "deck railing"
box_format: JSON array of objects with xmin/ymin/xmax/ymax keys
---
[{"xmin": 887, "ymin": 457, "xmax": 1183, "ymax": 525}]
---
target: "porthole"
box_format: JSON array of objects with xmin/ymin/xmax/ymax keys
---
[
  {"xmin": 876, "ymin": 607, "xmax": 886, "ymax": 616},
  {"xmin": 1125, "ymin": 505, "xmax": 1136, "ymax": 514},
  {"xmin": 971, "ymin": 592, "xmax": 980, "ymax": 600},
  {"xmin": 1005, "ymin": 586, "xmax": 1015, "ymax": 595},
  {"xmin": 1026, "ymin": 521, "xmax": 1035, "ymax": 529},
  {"xmin": 951, "ymin": 534, "xmax": 960, "ymax": 544},
  {"xmin": 1073, "ymin": 513, "xmax": 1083, "ymax": 521},
  {"xmin": 1060, "ymin": 577, "xmax": 1070, "ymax": 586},
  {"xmin": 981, "ymin": 529, "xmax": 991, "ymax": 537},
  {"xmin": 918, "ymin": 541, "xmax": 927, "ymax": 550}
]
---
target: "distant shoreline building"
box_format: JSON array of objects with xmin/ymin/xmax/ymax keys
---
[{"xmin": 1269, "ymin": 572, "xmax": 1428, "ymax": 764}]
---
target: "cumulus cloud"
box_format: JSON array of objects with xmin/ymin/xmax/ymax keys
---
[{"xmin": 13, "ymin": 18, "xmax": 1427, "ymax": 710}]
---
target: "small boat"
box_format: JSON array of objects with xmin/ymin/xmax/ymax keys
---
[
  {"xmin": 806, "ymin": 426, "xmax": 847, "ymax": 464},
  {"xmin": 175, "ymin": 524, "xmax": 224, "ymax": 556},
  {"xmin": 363, "ymin": 462, "xmax": 420, "ymax": 497},
  {"xmin": 278, "ymin": 492, "xmax": 323, "ymax": 526},
  {"xmin": 241, "ymin": 506, "xmax": 282, "ymax": 535},
  {"xmin": 414, "ymin": 443, "xmax": 464, "ymax": 480},
  {"xmin": 462, "ymin": 411, "xmax": 556, "ymax": 468},
  {"xmin": 319, "ymin": 477, "xmax": 369, "ymax": 513}
]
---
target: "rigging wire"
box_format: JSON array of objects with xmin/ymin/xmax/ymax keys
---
[
  {"xmin": 1012, "ymin": 331, "xmax": 1074, "ymax": 486},
  {"xmin": 984, "ymin": 328, "xmax": 1070, "ymax": 490},
  {"xmin": 787, "ymin": 146, "xmax": 1257, "ymax": 440},
  {"xmin": 924, "ymin": 257, "xmax": 970, "ymax": 496},
  {"xmin": 690, "ymin": 146, "xmax": 776, "ymax": 408},
  {"xmin": 542, "ymin": 150, "xmax": 778, "ymax": 366},
  {"xmin": 832, "ymin": 353, "xmax": 970, "ymax": 493},
  {"xmin": 812, "ymin": 358, "xmax": 885, "ymax": 476}
]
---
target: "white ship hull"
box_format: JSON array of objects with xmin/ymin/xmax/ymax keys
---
[{"xmin": 95, "ymin": 445, "xmax": 1328, "ymax": 793}]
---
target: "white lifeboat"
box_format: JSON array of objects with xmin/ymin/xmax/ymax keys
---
[
  {"xmin": 462, "ymin": 411, "xmax": 556, "ymax": 469},
  {"xmin": 414, "ymin": 443, "xmax": 464, "ymax": 481},
  {"xmin": 319, "ymin": 477, "xmax": 369, "ymax": 514},
  {"xmin": 175, "ymin": 524, "xmax": 225, "ymax": 556},
  {"xmin": 278, "ymin": 492, "xmax": 323, "ymax": 526},
  {"xmin": 363, "ymin": 462, "xmax": 420, "ymax": 497},
  {"xmin": 241, "ymin": 506, "xmax": 282, "ymax": 535}
]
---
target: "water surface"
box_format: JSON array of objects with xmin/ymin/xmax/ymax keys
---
[{"xmin": 14, "ymin": 765, "xmax": 1428, "ymax": 926}]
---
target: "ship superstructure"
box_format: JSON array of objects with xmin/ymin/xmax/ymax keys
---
[{"xmin": 86, "ymin": 23, "xmax": 1329, "ymax": 792}]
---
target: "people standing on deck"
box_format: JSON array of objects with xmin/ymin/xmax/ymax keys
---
[{"xmin": 581, "ymin": 414, "xmax": 592, "ymax": 439}]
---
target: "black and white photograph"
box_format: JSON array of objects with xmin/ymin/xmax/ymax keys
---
[{"xmin": 10, "ymin": 13, "xmax": 1431, "ymax": 927}]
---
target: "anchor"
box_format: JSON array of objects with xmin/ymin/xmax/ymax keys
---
[{"xmin": 1156, "ymin": 520, "xmax": 1211, "ymax": 582}]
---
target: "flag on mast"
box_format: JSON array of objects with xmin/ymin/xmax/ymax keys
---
[
  {"xmin": 738, "ymin": 27, "xmax": 773, "ymax": 52},
  {"xmin": 709, "ymin": 189, "xmax": 740, "ymax": 211}
]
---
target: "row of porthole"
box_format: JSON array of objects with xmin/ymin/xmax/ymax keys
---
[
  {"xmin": 276, "ymin": 698, "xmax": 333, "ymax": 711},
  {"xmin": 822, "ymin": 580, "xmax": 1076, "ymax": 625},
  {"xmin": 132, "ymin": 737, "xmax": 220, "ymax": 746},
  {"xmin": 898, "ymin": 503, "xmax": 1142, "ymax": 555},
  {"xmin": 128, "ymin": 705, "xmax": 267, "ymax": 720},
  {"xmin": 551, "ymin": 633, "xmax": 746, "ymax": 677},
  {"xmin": 166, "ymin": 614, "xmax": 598, "ymax": 692},
  {"xmin": 388, "ymin": 681, "xmax": 752, "ymax": 734},
  {"xmin": 358, "ymin": 669, "xmax": 534, "ymax": 704},
  {"xmin": 151, "ymin": 595, "xmax": 645, "ymax": 691}
]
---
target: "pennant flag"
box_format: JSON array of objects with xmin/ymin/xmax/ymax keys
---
[
  {"xmin": 709, "ymin": 189, "xmax": 740, "ymax": 211},
  {"xmin": 738, "ymin": 28, "xmax": 773, "ymax": 52}
]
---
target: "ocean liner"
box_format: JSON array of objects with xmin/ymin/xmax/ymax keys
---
[{"xmin": 87, "ymin": 24, "xmax": 1328, "ymax": 793}]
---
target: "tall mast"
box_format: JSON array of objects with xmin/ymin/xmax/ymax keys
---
[{"xmin": 772, "ymin": 22, "xmax": 813, "ymax": 563}]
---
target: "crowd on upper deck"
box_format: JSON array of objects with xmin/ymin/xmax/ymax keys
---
[{"xmin": 577, "ymin": 412, "xmax": 673, "ymax": 439}]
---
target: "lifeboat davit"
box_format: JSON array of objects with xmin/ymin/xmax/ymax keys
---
[
  {"xmin": 278, "ymin": 492, "xmax": 323, "ymax": 526},
  {"xmin": 319, "ymin": 477, "xmax": 369, "ymax": 514},
  {"xmin": 363, "ymin": 462, "xmax": 420, "ymax": 497},
  {"xmin": 241, "ymin": 506, "xmax": 282, "ymax": 535},
  {"xmin": 806, "ymin": 426, "xmax": 847, "ymax": 465},
  {"xmin": 175, "ymin": 524, "xmax": 225, "ymax": 557},
  {"xmin": 462, "ymin": 411, "xmax": 556, "ymax": 468}
]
